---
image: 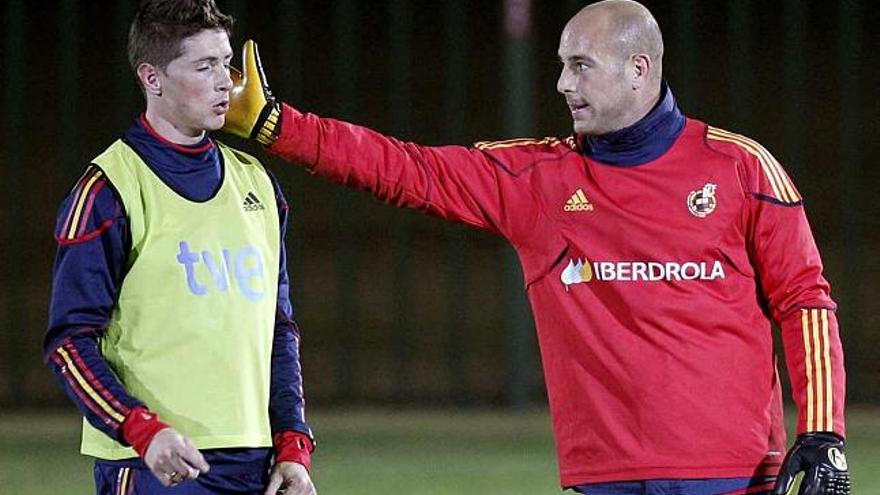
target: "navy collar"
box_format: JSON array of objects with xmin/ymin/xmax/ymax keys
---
[
  {"xmin": 121, "ymin": 115, "xmax": 224, "ymax": 202},
  {"xmin": 133, "ymin": 114, "xmax": 215, "ymax": 155},
  {"xmin": 579, "ymin": 82, "xmax": 686, "ymax": 167}
]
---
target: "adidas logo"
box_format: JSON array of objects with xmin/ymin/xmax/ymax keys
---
[
  {"xmin": 564, "ymin": 189, "xmax": 594, "ymax": 212},
  {"xmin": 243, "ymin": 192, "xmax": 265, "ymax": 212}
]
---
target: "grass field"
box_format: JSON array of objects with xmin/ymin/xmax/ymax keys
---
[{"xmin": 1, "ymin": 407, "xmax": 877, "ymax": 494}]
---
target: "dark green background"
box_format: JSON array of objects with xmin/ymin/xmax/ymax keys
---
[{"xmin": 0, "ymin": 0, "xmax": 876, "ymax": 410}]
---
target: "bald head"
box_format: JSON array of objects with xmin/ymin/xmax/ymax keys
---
[
  {"xmin": 566, "ymin": 0, "xmax": 664, "ymax": 82},
  {"xmin": 556, "ymin": 0, "xmax": 665, "ymax": 135}
]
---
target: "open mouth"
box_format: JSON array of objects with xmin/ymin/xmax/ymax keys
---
[
  {"xmin": 569, "ymin": 102, "xmax": 589, "ymax": 114},
  {"xmin": 214, "ymin": 101, "xmax": 229, "ymax": 113}
]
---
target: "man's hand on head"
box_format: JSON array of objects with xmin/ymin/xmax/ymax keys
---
[
  {"xmin": 143, "ymin": 428, "xmax": 210, "ymax": 487},
  {"xmin": 223, "ymin": 39, "xmax": 281, "ymax": 145}
]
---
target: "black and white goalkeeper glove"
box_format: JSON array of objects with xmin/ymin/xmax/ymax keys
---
[{"xmin": 773, "ymin": 432, "xmax": 851, "ymax": 495}]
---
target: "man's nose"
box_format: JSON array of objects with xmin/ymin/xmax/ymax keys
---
[
  {"xmin": 217, "ymin": 67, "xmax": 233, "ymax": 91},
  {"xmin": 557, "ymin": 69, "xmax": 574, "ymax": 94}
]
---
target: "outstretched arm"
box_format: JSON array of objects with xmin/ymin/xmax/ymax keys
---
[{"xmin": 223, "ymin": 40, "xmax": 543, "ymax": 240}]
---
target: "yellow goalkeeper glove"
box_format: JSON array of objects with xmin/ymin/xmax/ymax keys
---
[{"xmin": 223, "ymin": 40, "xmax": 281, "ymax": 145}]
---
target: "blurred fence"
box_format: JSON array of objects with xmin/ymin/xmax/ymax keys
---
[{"xmin": 0, "ymin": 0, "xmax": 876, "ymax": 408}]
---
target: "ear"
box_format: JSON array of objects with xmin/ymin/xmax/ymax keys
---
[
  {"xmin": 136, "ymin": 63, "xmax": 162, "ymax": 96},
  {"xmin": 630, "ymin": 53, "xmax": 652, "ymax": 90}
]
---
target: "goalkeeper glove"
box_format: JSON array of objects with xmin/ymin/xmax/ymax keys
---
[
  {"xmin": 773, "ymin": 432, "xmax": 851, "ymax": 495},
  {"xmin": 223, "ymin": 39, "xmax": 281, "ymax": 145}
]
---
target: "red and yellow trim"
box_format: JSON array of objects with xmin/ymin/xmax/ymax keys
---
[
  {"xmin": 706, "ymin": 127, "xmax": 801, "ymax": 204},
  {"xmin": 801, "ymin": 308, "xmax": 834, "ymax": 431},
  {"xmin": 474, "ymin": 137, "xmax": 564, "ymax": 150},
  {"xmin": 51, "ymin": 343, "xmax": 128, "ymax": 426},
  {"xmin": 60, "ymin": 167, "xmax": 107, "ymax": 240},
  {"xmin": 64, "ymin": 343, "xmax": 131, "ymax": 416},
  {"xmin": 115, "ymin": 467, "xmax": 134, "ymax": 495}
]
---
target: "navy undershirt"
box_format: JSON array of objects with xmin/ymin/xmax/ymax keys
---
[
  {"xmin": 580, "ymin": 82, "xmax": 686, "ymax": 166},
  {"xmin": 125, "ymin": 114, "xmax": 224, "ymax": 201}
]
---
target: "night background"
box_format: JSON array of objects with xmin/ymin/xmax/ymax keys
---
[{"xmin": 0, "ymin": 0, "xmax": 877, "ymax": 492}]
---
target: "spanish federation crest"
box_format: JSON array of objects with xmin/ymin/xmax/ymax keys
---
[{"xmin": 687, "ymin": 183, "xmax": 717, "ymax": 218}]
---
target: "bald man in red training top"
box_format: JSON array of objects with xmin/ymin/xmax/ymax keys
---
[{"xmin": 224, "ymin": 1, "xmax": 851, "ymax": 494}]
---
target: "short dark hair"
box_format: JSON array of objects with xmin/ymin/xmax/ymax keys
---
[{"xmin": 128, "ymin": 0, "xmax": 234, "ymax": 75}]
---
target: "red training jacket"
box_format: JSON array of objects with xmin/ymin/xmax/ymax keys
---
[{"xmin": 269, "ymin": 104, "xmax": 845, "ymax": 486}]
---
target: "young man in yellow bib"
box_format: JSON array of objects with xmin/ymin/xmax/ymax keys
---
[{"xmin": 43, "ymin": 1, "xmax": 316, "ymax": 493}]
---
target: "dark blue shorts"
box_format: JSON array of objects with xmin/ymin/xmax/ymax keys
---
[
  {"xmin": 93, "ymin": 448, "xmax": 272, "ymax": 495},
  {"xmin": 573, "ymin": 476, "xmax": 776, "ymax": 495}
]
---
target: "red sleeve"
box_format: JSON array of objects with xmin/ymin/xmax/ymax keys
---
[
  {"xmin": 120, "ymin": 407, "xmax": 170, "ymax": 457},
  {"xmin": 738, "ymin": 140, "xmax": 846, "ymax": 437},
  {"xmin": 273, "ymin": 431, "xmax": 314, "ymax": 471},
  {"xmin": 268, "ymin": 104, "xmax": 543, "ymax": 242}
]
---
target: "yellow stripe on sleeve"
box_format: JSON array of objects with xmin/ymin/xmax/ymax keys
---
[
  {"xmin": 802, "ymin": 309, "xmax": 814, "ymax": 431},
  {"xmin": 713, "ymin": 128, "xmax": 798, "ymax": 202},
  {"xmin": 707, "ymin": 128, "xmax": 801, "ymax": 204},
  {"xmin": 740, "ymin": 134, "xmax": 798, "ymax": 202},
  {"xmin": 811, "ymin": 309, "xmax": 824, "ymax": 431},
  {"xmin": 475, "ymin": 137, "xmax": 562, "ymax": 150},
  {"xmin": 66, "ymin": 170, "xmax": 104, "ymax": 239},
  {"xmin": 56, "ymin": 347, "xmax": 126, "ymax": 423},
  {"xmin": 822, "ymin": 309, "xmax": 833, "ymax": 430},
  {"xmin": 707, "ymin": 129, "xmax": 785, "ymax": 201},
  {"xmin": 474, "ymin": 138, "xmax": 534, "ymax": 149},
  {"xmin": 117, "ymin": 467, "xmax": 131, "ymax": 495}
]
